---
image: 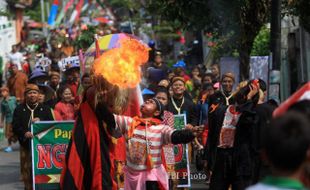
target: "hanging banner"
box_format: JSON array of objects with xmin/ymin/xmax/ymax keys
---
[
  {"xmin": 35, "ymin": 57, "xmax": 52, "ymax": 71},
  {"xmin": 58, "ymin": 56, "xmax": 80, "ymax": 71},
  {"xmin": 31, "ymin": 121, "xmax": 74, "ymax": 190},
  {"xmin": 250, "ymin": 56, "xmax": 269, "ymax": 84},
  {"xmin": 172, "ymin": 114, "xmax": 191, "ymax": 188}
]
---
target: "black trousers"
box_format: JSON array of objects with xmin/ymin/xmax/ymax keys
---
[{"xmin": 209, "ymin": 148, "xmax": 252, "ymax": 190}]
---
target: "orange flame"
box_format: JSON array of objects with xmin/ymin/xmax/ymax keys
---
[{"xmin": 93, "ymin": 38, "xmax": 149, "ymax": 88}]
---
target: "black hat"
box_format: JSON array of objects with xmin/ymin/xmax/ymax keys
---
[{"xmin": 152, "ymin": 98, "xmax": 164, "ymax": 116}]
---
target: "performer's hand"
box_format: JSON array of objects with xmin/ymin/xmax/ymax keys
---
[
  {"xmin": 197, "ymin": 125, "xmax": 204, "ymax": 134},
  {"xmin": 190, "ymin": 126, "xmax": 202, "ymax": 137},
  {"xmin": 24, "ymin": 131, "xmax": 33, "ymax": 139},
  {"xmin": 32, "ymin": 118, "xmax": 40, "ymax": 122},
  {"xmin": 192, "ymin": 125, "xmax": 204, "ymax": 136},
  {"xmin": 247, "ymin": 84, "xmax": 259, "ymax": 100},
  {"xmin": 185, "ymin": 124, "xmax": 194, "ymax": 130}
]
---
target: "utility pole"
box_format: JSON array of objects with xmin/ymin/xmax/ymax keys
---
[
  {"xmin": 270, "ymin": 0, "xmax": 282, "ymax": 70},
  {"xmin": 270, "ymin": 0, "xmax": 282, "ymax": 102}
]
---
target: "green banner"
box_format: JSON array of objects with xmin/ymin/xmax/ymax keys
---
[
  {"xmin": 31, "ymin": 121, "xmax": 74, "ymax": 190},
  {"xmin": 173, "ymin": 114, "xmax": 191, "ymax": 187}
]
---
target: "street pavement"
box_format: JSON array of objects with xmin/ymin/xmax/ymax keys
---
[
  {"xmin": 0, "ymin": 138, "xmax": 208, "ymax": 190},
  {"xmin": 0, "ymin": 140, "xmax": 23, "ymax": 190}
]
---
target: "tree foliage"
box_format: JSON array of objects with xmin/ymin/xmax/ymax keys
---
[
  {"xmin": 283, "ymin": 0, "xmax": 310, "ymax": 33},
  {"xmin": 146, "ymin": 0, "xmax": 271, "ymax": 80},
  {"xmin": 251, "ymin": 26, "xmax": 270, "ymax": 56},
  {"xmin": 74, "ymin": 26, "xmax": 97, "ymax": 51}
]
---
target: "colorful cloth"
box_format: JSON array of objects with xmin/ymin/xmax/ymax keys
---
[
  {"xmin": 161, "ymin": 111, "xmax": 175, "ymax": 168},
  {"xmin": 114, "ymin": 115, "xmax": 175, "ymax": 171},
  {"xmin": 218, "ymin": 105, "xmax": 241, "ymax": 148},
  {"xmin": 61, "ymin": 102, "xmax": 117, "ymax": 190},
  {"xmin": 54, "ymin": 101, "xmax": 75, "ymax": 120}
]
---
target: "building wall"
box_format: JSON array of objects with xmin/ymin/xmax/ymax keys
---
[
  {"xmin": 0, "ymin": 1, "xmax": 17, "ymax": 78},
  {"xmin": 280, "ymin": 16, "xmax": 310, "ymax": 99}
]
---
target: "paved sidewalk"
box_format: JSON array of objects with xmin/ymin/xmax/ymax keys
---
[{"xmin": 0, "ymin": 139, "xmax": 23, "ymax": 190}]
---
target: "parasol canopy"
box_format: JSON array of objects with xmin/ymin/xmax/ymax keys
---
[{"xmin": 84, "ymin": 33, "xmax": 149, "ymax": 88}]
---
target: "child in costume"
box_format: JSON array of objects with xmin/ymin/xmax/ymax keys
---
[
  {"xmin": 0, "ymin": 87, "xmax": 18, "ymax": 152},
  {"xmin": 99, "ymin": 97, "xmax": 201, "ymax": 190}
]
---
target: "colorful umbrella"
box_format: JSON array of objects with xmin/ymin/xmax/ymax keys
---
[{"xmin": 83, "ymin": 33, "xmax": 144, "ymax": 73}]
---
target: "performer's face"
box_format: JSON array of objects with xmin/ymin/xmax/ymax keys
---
[
  {"xmin": 172, "ymin": 80, "xmax": 185, "ymax": 96},
  {"xmin": 140, "ymin": 99, "xmax": 159, "ymax": 118},
  {"xmin": 50, "ymin": 75, "xmax": 60, "ymax": 86},
  {"xmin": 155, "ymin": 92, "xmax": 168, "ymax": 106},
  {"xmin": 222, "ymin": 77, "xmax": 234, "ymax": 93},
  {"xmin": 62, "ymin": 88, "xmax": 73, "ymax": 103},
  {"xmin": 26, "ymin": 90, "xmax": 39, "ymax": 104}
]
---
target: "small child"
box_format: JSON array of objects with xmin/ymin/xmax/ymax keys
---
[
  {"xmin": 99, "ymin": 98, "xmax": 201, "ymax": 190},
  {"xmin": 54, "ymin": 85, "xmax": 75, "ymax": 121},
  {"xmin": 246, "ymin": 112, "xmax": 310, "ymax": 190},
  {"xmin": 0, "ymin": 87, "xmax": 18, "ymax": 152}
]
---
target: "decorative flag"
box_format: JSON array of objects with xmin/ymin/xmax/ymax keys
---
[
  {"xmin": 48, "ymin": 0, "xmax": 59, "ymax": 26},
  {"xmin": 69, "ymin": 0, "xmax": 84, "ymax": 25},
  {"xmin": 65, "ymin": 0, "xmax": 75, "ymax": 11},
  {"xmin": 75, "ymin": 0, "xmax": 85, "ymax": 21},
  {"xmin": 273, "ymin": 82, "xmax": 310, "ymax": 117},
  {"xmin": 95, "ymin": 35, "xmax": 100, "ymax": 59},
  {"xmin": 55, "ymin": 0, "xmax": 74, "ymax": 26}
]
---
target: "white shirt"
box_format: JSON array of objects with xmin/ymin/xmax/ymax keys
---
[{"xmin": 8, "ymin": 52, "xmax": 23, "ymax": 70}]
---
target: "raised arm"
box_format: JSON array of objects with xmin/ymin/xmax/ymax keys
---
[
  {"xmin": 95, "ymin": 102, "xmax": 116, "ymax": 128},
  {"xmin": 95, "ymin": 102, "xmax": 132, "ymax": 135},
  {"xmin": 171, "ymin": 129, "xmax": 196, "ymax": 144}
]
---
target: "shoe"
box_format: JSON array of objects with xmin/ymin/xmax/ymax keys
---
[{"xmin": 4, "ymin": 147, "xmax": 13, "ymax": 152}]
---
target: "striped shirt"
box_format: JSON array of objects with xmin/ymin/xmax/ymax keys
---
[{"xmin": 114, "ymin": 115, "xmax": 175, "ymax": 170}]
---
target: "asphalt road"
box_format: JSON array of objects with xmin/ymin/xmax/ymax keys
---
[
  {"xmin": 0, "ymin": 140, "xmax": 23, "ymax": 190},
  {"xmin": 0, "ymin": 139, "xmax": 208, "ymax": 190}
]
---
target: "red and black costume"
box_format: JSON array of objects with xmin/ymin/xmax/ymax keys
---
[{"xmin": 60, "ymin": 101, "xmax": 120, "ymax": 190}]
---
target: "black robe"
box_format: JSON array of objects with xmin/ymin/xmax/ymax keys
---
[
  {"xmin": 61, "ymin": 102, "xmax": 119, "ymax": 190},
  {"xmin": 167, "ymin": 96, "xmax": 198, "ymax": 126},
  {"xmin": 205, "ymin": 100, "xmax": 258, "ymax": 176},
  {"xmin": 252, "ymin": 102, "xmax": 275, "ymax": 182},
  {"xmin": 12, "ymin": 103, "xmax": 54, "ymax": 149}
]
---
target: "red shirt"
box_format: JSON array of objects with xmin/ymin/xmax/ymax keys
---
[{"xmin": 54, "ymin": 101, "xmax": 75, "ymax": 121}]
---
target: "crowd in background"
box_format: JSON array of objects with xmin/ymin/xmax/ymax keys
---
[{"xmin": 0, "ymin": 28, "xmax": 310, "ymax": 190}]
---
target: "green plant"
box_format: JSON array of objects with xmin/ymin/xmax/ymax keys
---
[
  {"xmin": 74, "ymin": 26, "xmax": 97, "ymax": 51},
  {"xmin": 283, "ymin": 0, "xmax": 310, "ymax": 33},
  {"xmin": 251, "ymin": 26, "xmax": 270, "ymax": 56}
]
